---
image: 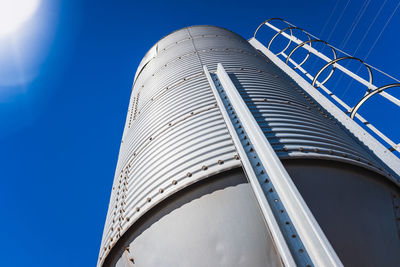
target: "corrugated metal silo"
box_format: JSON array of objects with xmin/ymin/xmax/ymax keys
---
[{"xmin": 98, "ymin": 25, "xmax": 400, "ymax": 267}]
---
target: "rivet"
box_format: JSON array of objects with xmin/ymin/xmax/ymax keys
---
[
  {"xmin": 246, "ymin": 142, "xmax": 250, "ymax": 146},
  {"xmin": 250, "ymin": 148, "xmax": 254, "ymax": 152},
  {"xmin": 147, "ymin": 197, "xmax": 151, "ymax": 202},
  {"xmin": 269, "ymin": 188, "xmax": 273, "ymax": 193},
  {"xmin": 136, "ymin": 207, "xmax": 140, "ymax": 212},
  {"xmin": 280, "ymin": 209, "xmax": 284, "ymax": 213},
  {"xmin": 292, "ymin": 234, "xmax": 296, "ymax": 238},
  {"xmin": 264, "ymin": 178, "xmax": 269, "ymax": 183},
  {"xmin": 186, "ymin": 172, "xmax": 192, "ymax": 177},
  {"xmin": 329, "ymin": 150, "xmax": 333, "ymax": 155},
  {"xmin": 126, "ymin": 217, "xmax": 130, "ymax": 221},
  {"xmin": 159, "ymin": 188, "xmax": 164, "ymax": 193},
  {"xmin": 238, "ymin": 125, "xmax": 242, "ymax": 128},
  {"xmin": 202, "ymin": 165, "xmax": 208, "ymax": 170},
  {"xmin": 256, "ymin": 162, "xmax": 260, "ymax": 166},
  {"xmin": 234, "ymin": 155, "xmax": 240, "ymax": 160},
  {"xmin": 172, "ymin": 180, "xmax": 177, "ymax": 185},
  {"xmin": 274, "ymin": 199, "xmax": 278, "ymax": 202},
  {"xmin": 299, "ymin": 249, "xmax": 304, "ymax": 253},
  {"xmin": 314, "ymin": 148, "xmax": 319, "ymax": 152},
  {"xmin": 218, "ymin": 160, "xmax": 224, "ymax": 165},
  {"xmin": 284, "ymin": 147, "xmax": 288, "ymax": 152},
  {"xmin": 244, "ymin": 136, "xmax": 247, "ymax": 139},
  {"xmin": 343, "ymin": 153, "xmax": 347, "ymax": 157},
  {"xmin": 285, "ymin": 221, "xmax": 290, "ymax": 225},
  {"xmin": 260, "ymin": 170, "xmax": 265, "ymax": 174},
  {"xmin": 299, "ymin": 147, "xmax": 304, "ymax": 152},
  {"xmin": 263, "ymin": 98, "xmax": 267, "ymax": 101}
]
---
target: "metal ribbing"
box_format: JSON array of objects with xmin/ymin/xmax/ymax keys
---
[{"xmin": 98, "ymin": 26, "xmax": 390, "ymax": 266}]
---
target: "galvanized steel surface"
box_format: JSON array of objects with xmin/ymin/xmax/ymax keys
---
[
  {"xmin": 285, "ymin": 159, "xmax": 400, "ymax": 267},
  {"xmin": 211, "ymin": 64, "xmax": 342, "ymax": 267},
  {"xmin": 113, "ymin": 169, "xmax": 283, "ymax": 267},
  {"xmin": 99, "ymin": 25, "xmax": 393, "ymax": 266}
]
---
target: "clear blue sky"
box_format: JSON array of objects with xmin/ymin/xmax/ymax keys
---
[{"xmin": 1, "ymin": 0, "xmax": 399, "ymax": 266}]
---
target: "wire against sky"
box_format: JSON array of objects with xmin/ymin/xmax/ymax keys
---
[
  {"xmin": 326, "ymin": 0, "xmax": 351, "ymax": 42},
  {"xmin": 341, "ymin": 0, "xmax": 388, "ymax": 97},
  {"xmin": 363, "ymin": 1, "xmax": 400, "ymax": 61},
  {"xmin": 332, "ymin": 0, "xmax": 371, "ymax": 93},
  {"xmin": 318, "ymin": 0, "xmax": 340, "ymax": 37},
  {"xmin": 352, "ymin": 0, "xmax": 387, "ymax": 57},
  {"xmin": 339, "ymin": 0, "xmax": 370, "ymax": 49}
]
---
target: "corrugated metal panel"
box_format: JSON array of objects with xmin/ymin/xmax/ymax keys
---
[{"xmin": 99, "ymin": 25, "xmax": 394, "ymax": 265}]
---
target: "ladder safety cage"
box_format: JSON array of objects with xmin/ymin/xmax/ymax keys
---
[{"xmin": 251, "ymin": 18, "xmax": 400, "ymax": 154}]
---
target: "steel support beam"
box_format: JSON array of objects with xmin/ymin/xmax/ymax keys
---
[
  {"xmin": 204, "ymin": 65, "xmax": 297, "ymax": 267},
  {"xmin": 205, "ymin": 63, "xmax": 343, "ymax": 267}
]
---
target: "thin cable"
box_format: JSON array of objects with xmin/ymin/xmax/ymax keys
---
[
  {"xmin": 326, "ymin": 0, "xmax": 351, "ymax": 42},
  {"xmin": 282, "ymin": 17, "xmax": 400, "ymax": 83},
  {"xmin": 310, "ymin": 0, "xmax": 350, "ymax": 74},
  {"xmin": 333, "ymin": 0, "xmax": 371, "ymax": 93},
  {"xmin": 364, "ymin": 1, "xmax": 400, "ymax": 61},
  {"xmin": 352, "ymin": 0, "xmax": 387, "ymax": 56},
  {"xmin": 319, "ymin": 0, "xmax": 341, "ymax": 37},
  {"xmin": 340, "ymin": 0, "xmax": 370, "ymax": 49},
  {"xmin": 341, "ymin": 0, "xmax": 388, "ymax": 97}
]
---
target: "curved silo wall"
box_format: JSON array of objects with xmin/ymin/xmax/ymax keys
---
[{"xmin": 98, "ymin": 25, "xmax": 400, "ymax": 266}]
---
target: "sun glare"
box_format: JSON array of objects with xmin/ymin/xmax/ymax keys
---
[{"xmin": 0, "ymin": 0, "xmax": 40, "ymax": 36}]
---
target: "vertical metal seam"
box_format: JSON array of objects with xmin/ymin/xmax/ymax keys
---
[
  {"xmin": 187, "ymin": 28, "xmax": 204, "ymax": 67},
  {"xmin": 215, "ymin": 63, "xmax": 342, "ymax": 267},
  {"xmin": 204, "ymin": 65, "xmax": 297, "ymax": 267}
]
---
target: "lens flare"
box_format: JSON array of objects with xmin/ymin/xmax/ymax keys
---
[{"xmin": 0, "ymin": 0, "xmax": 40, "ymax": 36}]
